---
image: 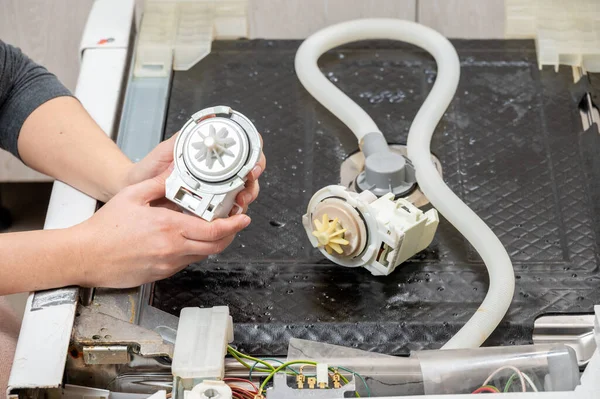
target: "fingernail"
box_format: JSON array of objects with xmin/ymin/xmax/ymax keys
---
[
  {"xmin": 243, "ymin": 192, "xmax": 252, "ymax": 205},
  {"xmin": 240, "ymin": 214, "xmax": 251, "ymax": 227},
  {"xmin": 251, "ymin": 165, "xmax": 263, "ymax": 180}
]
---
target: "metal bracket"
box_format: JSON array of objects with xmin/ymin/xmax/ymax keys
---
[
  {"xmin": 74, "ymin": 306, "xmax": 173, "ymax": 358},
  {"xmin": 533, "ymin": 314, "xmax": 596, "ymax": 367},
  {"xmin": 83, "ymin": 346, "xmax": 130, "ymax": 365}
]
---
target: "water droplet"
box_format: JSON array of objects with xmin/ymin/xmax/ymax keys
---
[
  {"xmin": 572, "ymin": 273, "xmax": 578, "ymax": 278},
  {"xmin": 473, "ymin": 287, "xmax": 478, "ymax": 291},
  {"xmin": 338, "ymin": 53, "xmax": 345, "ymax": 59},
  {"xmin": 264, "ymin": 312, "xmax": 271, "ymax": 316},
  {"xmin": 469, "ymin": 137, "xmax": 476, "ymax": 145},
  {"xmin": 269, "ymin": 220, "xmax": 285, "ymax": 228},
  {"xmin": 437, "ymin": 287, "xmax": 444, "ymax": 291},
  {"xmin": 286, "ymin": 289, "xmax": 294, "ymax": 294}
]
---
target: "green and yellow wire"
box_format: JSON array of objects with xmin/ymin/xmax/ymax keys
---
[{"xmin": 227, "ymin": 346, "xmax": 370, "ymax": 397}]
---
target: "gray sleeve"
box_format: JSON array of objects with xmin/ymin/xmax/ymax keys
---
[{"xmin": 0, "ymin": 40, "xmax": 73, "ymax": 159}]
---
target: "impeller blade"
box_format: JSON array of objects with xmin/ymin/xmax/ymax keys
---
[
  {"xmin": 330, "ymin": 238, "xmax": 349, "ymax": 245},
  {"xmin": 329, "ymin": 243, "xmax": 343, "ymax": 254},
  {"xmin": 314, "ymin": 219, "xmax": 323, "ymax": 230}
]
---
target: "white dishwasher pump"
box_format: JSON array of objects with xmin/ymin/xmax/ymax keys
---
[
  {"xmin": 166, "ymin": 106, "xmax": 262, "ymax": 221},
  {"xmin": 303, "ymin": 185, "xmax": 439, "ymax": 276}
]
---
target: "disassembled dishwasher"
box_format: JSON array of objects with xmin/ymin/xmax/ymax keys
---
[{"xmin": 7, "ymin": 0, "xmax": 600, "ymax": 398}]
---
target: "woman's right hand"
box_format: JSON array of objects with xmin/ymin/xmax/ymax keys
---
[{"xmin": 72, "ymin": 167, "xmax": 251, "ymax": 288}]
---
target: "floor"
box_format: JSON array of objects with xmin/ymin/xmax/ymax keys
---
[{"xmin": 0, "ymin": 182, "xmax": 52, "ymax": 321}]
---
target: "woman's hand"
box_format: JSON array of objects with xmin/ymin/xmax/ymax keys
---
[
  {"xmin": 124, "ymin": 133, "xmax": 266, "ymax": 212},
  {"xmin": 73, "ymin": 168, "xmax": 251, "ymax": 288}
]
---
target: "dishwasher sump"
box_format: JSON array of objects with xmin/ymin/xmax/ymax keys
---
[{"xmin": 153, "ymin": 39, "xmax": 600, "ymax": 355}]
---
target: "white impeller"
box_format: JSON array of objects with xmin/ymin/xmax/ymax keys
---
[{"xmin": 193, "ymin": 124, "xmax": 236, "ymax": 169}]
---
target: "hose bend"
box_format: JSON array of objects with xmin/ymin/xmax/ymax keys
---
[{"xmin": 295, "ymin": 19, "xmax": 515, "ymax": 349}]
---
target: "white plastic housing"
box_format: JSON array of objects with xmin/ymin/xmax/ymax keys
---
[
  {"xmin": 166, "ymin": 106, "xmax": 261, "ymax": 221},
  {"xmin": 172, "ymin": 307, "xmax": 234, "ymax": 383},
  {"xmin": 303, "ymin": 185, "xmax": 439, "ymax": 276}
]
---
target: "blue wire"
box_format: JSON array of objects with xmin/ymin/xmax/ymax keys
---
[{"xmin": 336, "ymin": 366, "xmax": 371, "ymax": 397}]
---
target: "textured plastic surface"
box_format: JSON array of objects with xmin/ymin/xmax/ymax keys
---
[
  {"xmin": 505, "ymin": 0, "xmax": 600, "ymax": 72},
  {"xmin": 155, "ymin": 40, "xmax": 599, "ymax": 355}
]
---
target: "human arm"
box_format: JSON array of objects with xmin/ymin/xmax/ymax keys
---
[
  {"xmin": 0, "ymin": 42, "xmax": 266, "ymax": 295},
  {"xmin": 0, "ymin": 168, "xmax": 252, "ymax": 295}
]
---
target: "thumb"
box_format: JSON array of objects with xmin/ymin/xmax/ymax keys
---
[
  {"xmin": 151, "ymin": 131, "xmax": 179, "ymax": 161},
  {"xmin": 128, "ymin": 163, "xmax": 175, "ymax": 204}
]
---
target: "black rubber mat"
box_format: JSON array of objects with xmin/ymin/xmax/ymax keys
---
[{"xmin": 154, "ymin": 40, "xmax": 600, "ymax": 355}]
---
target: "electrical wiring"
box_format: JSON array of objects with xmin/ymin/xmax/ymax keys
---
[
  {"xmin": 258, "ymin": 360, "xmax": 318, "ymax": 393},
  {"xmin": 522, "ymin": 373, "xmax": 539, "ymax": 392},
  {"xmin": 472, "ymin": 385, "xmax": 500, "ymax": 394},
  {"xmin": 249, "ymin": 358, "xmax": 300, "ymax": 380},
  {"xmin": 223, "ymin": 377, "xmax": 259, "ymax": 393},
  {"xmin": 504, "ymin": 372, "xmax": 539, "ymax": 392},
  {"xmin": 227, "ymin": 346, "xmax": 277, "ymax": 372},
  {"xmin": 229, "ymin": 347, "xmax": 369, "ymax": 398},
  {"xmin": 483, "ymin": 366, "xmax": 526, "ymax": 393},
  {"xmin": 336, "ymin": 366, "xmax": 372, "ymax": 397}
]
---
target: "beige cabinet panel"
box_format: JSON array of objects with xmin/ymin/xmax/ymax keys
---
[
  {"xmin": 249, "ymin": 0, "xmax": 416, "ymax": 39},
  {"xmin": 418, "ymin": 0, "xmax": 505, "ymax": 39},
  {"xmin": 325, "ymin": 0, "xmax": 416, "ymax": 24},
  {"xmin": 0, "ymin": 0, "xmax": 94, "ymax": 92}
]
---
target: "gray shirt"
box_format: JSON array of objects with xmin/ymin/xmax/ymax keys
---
[{"xmin": 0, "ymin": 40, "xmax": 72, "ymax": 159}]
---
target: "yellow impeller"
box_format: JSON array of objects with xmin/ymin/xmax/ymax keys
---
[{"xmin": 312, "ymin": 214, "xmax": 349, "ymax": 255}]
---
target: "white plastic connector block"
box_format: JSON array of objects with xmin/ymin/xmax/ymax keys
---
[
  {"xmin": 135, "ymin": 0, "xmax": 248, "ymax": 77},
  {"xmin": 303, "ymin": 185, "xmax": 439, "ymax": 276},
  {"xmin": 316, "ymin": 363, "xmax": 329, "ymax": 388},
  {"xmin": 505, "ymin": 0, "xmax": 600, "ymax": 72},
  {"xmin": 172, "ymin": 306, "xmax": 234, "ymax": 391},
  {"xmin": 370, "ymin": 196, "xmax": 439, "ymax": 268}
]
